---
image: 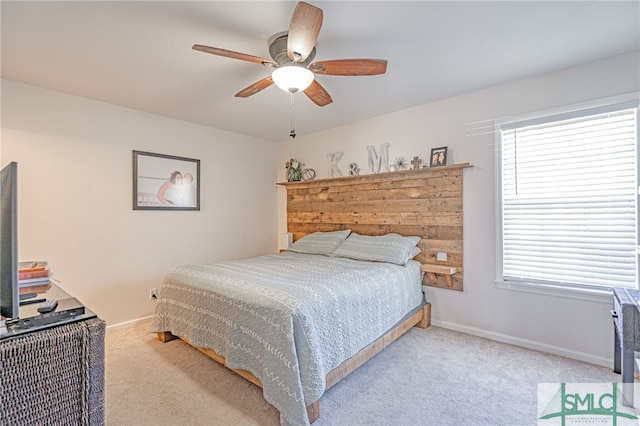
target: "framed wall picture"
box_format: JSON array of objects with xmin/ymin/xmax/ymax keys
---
[
  {"xmin": 429, "ymin": 147, "xmax": 448, "ymax": 167},
  {"xmin": 133, "ymin": 150, "xmax": 200, "ymax": 210}
]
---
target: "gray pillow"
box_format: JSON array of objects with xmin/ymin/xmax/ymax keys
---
[
  {"xmin": 287, "ymin": 230, "xmax": 351, "ymax": 256},
  {"xmin": 331, "ymin": 233, "xmax": 421, "ymax": 265}
]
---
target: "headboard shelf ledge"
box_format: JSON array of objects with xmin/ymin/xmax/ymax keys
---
[{"xmin": 277, "ymin": 162, "xmax": 473, "ymax": 187}]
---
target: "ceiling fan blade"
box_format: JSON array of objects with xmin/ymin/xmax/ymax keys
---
[
  {"xmin": 304, "ymin": 80, "xmax": 332, "ymax": 107},
  {"xmin": 193, "ymin": 44, "xmax": 277, "ymax": 67},
  {"xmin": 310, "ymin": 59, "xmax": 388, "ymax": 76},
  {"xmin": 235, "ymin": 76, "xmax": 274, "ymax": 98},
  {"xmin": 287, "ymin": 2, "xmax": 323, "ymax": 62}
]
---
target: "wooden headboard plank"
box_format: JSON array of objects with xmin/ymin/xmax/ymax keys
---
[
  {"xmin": 278, "ymin": 163, "xmax": 472, "ymax": 291},
  {"xmin": 287, "ymin": 198, "xmax": 463, "ymax": 214},
  {"xmin": 290, "ymin": 175, "xmax": 463, "ymax": 193}
]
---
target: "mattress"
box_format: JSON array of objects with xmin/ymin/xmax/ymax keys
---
[{"xmin": 150, "ymin": 251, "xmax": 424, "ymax": 426}]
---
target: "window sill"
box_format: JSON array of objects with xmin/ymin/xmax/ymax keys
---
[{"xmin": 495, "ymin": 279, "xmax": 616, "ymax": 304}]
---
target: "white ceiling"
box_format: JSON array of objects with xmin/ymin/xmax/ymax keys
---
[{"xmin": 2, "ymin": 1, "xmax": 639, "ymax": 142}]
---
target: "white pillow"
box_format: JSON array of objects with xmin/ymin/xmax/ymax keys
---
[
  {"xmin": 287, "ymin": 230, "xmax": 351, "ymax": 256},
  {"xmin": 408, "ymin": 245, "xmax": 422, "ymax": 259},
  {"xmin": 331, "ymin": 233, "xmax": 421, "ymax": 265}
]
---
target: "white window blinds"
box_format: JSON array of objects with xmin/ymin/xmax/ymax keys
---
[{"xmin": 500, "ymin": 104, "xmax": 638, "ymax": 289}]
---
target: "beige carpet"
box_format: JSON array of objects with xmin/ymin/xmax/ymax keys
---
[{"xmin": 105, "ymin": 320, "xmax": 623, "ymax": 426}]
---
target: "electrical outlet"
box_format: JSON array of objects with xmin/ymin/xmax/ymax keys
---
[
  {"xmin": 149, "ymin": 288, "xmax": 158, "ymax": 300},
  {"xmin": 436, "ymin": 252, "xmax": 447, "ymax": 262}
]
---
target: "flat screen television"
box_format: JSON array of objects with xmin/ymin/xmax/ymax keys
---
[{"xmin": 0, "ymin": 161, "xmax": 19, "ymax": 320}]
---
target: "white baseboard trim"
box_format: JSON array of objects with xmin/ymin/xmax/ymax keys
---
[
  {"xmin": 106, "ymin": 315, "xmax": 153, "ymax": 331},
  {"xmin": 431, "ymin": 319, "xmax": 612, "ymax": 368}
]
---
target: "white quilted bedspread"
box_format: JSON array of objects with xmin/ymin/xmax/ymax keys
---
[{"xmin": 150, "ymin": 252, "xmax": 423, "ymax": 426}]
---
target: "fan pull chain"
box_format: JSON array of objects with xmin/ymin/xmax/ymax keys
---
[{"xmin": 289, "ymin": 92, "xmax": 296, "ymax": 139}]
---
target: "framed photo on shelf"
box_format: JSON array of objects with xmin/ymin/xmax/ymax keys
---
[
  {"xmin": 430, "ymin": 147, "xmax": 448, "ymax": 167},
  {"xmin": 132, "ymin": 150, "xmax": 200, "ymax": 210}
]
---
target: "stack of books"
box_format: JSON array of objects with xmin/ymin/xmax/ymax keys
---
[{"xmin": 18, "ymin": 261, "xmax": 52, "ymax": 294}]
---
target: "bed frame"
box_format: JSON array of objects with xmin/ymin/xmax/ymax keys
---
[
  {"xmin": 158, "ymin": 304, "xmax": 429, "ymax": 422},
  {"xmin": 155, "ymin": 165, "xmax": 472, "ymax": 422}
]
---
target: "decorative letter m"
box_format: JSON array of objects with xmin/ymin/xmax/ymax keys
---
[{"xmin": 367, "ymin": 143, "xmax": 390, "ymax": 174}]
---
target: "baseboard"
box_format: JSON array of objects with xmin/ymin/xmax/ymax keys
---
[
  {"xmin": 431, "ymin": 319, "xmax": 612, "ymax": 368},
  {"xmin": 106, "ymin": 315, "xmax": 153, "ymax": 331}
]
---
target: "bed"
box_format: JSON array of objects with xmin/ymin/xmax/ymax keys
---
[
  {"xmin": 151, "ymin": 231, "xmax": 430, "ymax": 426},
  {"xmin": 151, "ymin": 166, "xmax": 472, "ymax": 425}
]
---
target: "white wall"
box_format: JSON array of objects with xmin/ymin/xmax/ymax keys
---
[
  {"xmin": 1, "ymin": 80, "xmax": 278, "ymax": 325},
  {"xmin": 276, "ymin": 51, "xmax": 640, "ymax": 366}
]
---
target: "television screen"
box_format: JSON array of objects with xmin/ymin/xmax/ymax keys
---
[{"xmin": 0, "ymin": 161, "xmax": 18, "ymax": 319}]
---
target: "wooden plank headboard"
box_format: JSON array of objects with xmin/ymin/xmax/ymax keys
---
[{"xmin": 277, "ymin": 163, "xmax": 472, "ymax": 291}]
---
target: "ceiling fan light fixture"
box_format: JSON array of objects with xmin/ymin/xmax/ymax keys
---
[{"xmin": 272, "ymin": 65, "xmax": 314, "ymax": 93}]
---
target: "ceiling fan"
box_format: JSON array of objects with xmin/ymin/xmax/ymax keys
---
[{"xmin": 192, "ymin": 1, "xmax": 388, "ymax": 108}]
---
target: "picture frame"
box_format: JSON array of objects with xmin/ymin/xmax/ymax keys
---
[
  {"xmin": 429, "ymin": 146, "xmax": 448, "ymax": 167},
  {"xmin": 133, "ymin": 150, "xmax": 200, "ymax": 210}
]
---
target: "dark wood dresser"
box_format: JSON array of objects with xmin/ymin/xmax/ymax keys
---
[{"xmin": 612, "ymin": 287, "xmax": 640, "ymax": 405}]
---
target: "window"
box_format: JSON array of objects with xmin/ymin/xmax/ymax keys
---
[{"xmin": 496, "ymin": 97, "xmax": 639, "ymax": 295}]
